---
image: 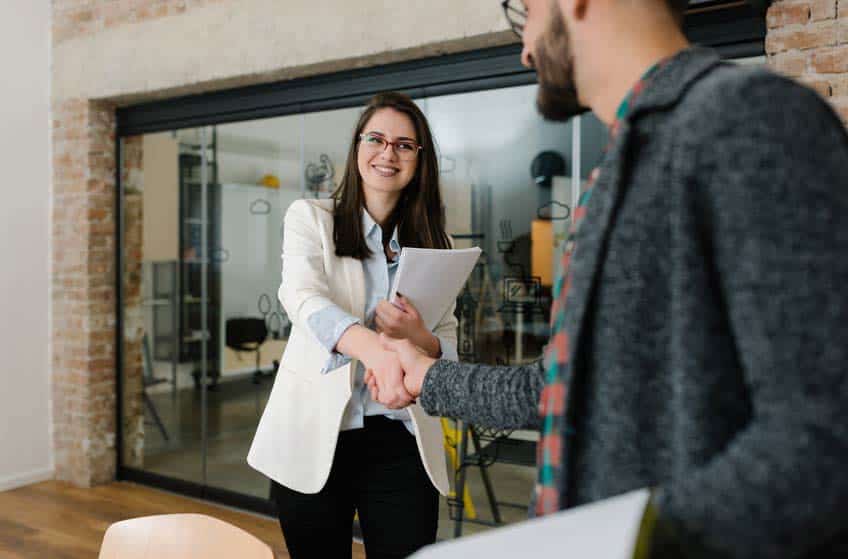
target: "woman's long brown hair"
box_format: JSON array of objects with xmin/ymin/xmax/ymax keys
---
[{"xmin": 332, "ymin": 91, "xmax": 450, "ymax": 259}]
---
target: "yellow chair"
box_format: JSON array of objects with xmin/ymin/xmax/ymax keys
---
[
  {"xmin": 98, "ymin": 513, "xmax": 275, "ymax": 559},
  {"xmin": 442, "ymin": 418, "xmax": 477, "ymax": 520}
]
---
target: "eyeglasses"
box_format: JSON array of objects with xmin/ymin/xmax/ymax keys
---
[
  {"xmin": 359, "ymin": 132, "xmax": 422, "ymax": 161},
  {"xmin": 501, "ymin": 0, "xmax": 527, "ymax": 39}
]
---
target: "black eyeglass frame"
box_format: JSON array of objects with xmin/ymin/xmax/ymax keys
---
[{"xmin": 501, "ymin": 0, "xmax": 527, "ymax": 39}]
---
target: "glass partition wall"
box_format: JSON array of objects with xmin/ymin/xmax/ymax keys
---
[{"xmin": 120, "ymin": 84, "xmax": 607, "ymax": 536}]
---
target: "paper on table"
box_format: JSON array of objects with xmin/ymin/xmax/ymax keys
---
[
  {"xmin": 389, "ymin": 247, "xmax": 482, "ymax": 330},
  {"xmin": 411, "ymin": 488, "xmax": 651, "ymax": 559}
]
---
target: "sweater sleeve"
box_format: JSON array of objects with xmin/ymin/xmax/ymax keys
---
[{"xmin": 419, "ymin": 358, "xmax": 545, "ymax": 430}]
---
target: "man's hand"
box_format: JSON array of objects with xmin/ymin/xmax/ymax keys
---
[
  {"xmin": 366, "ymin": 333, "xmax": 437, "ymax": 402},
  {"xmin": 362, "ymin": 347, "xmax": 415, "ymax": 409}
]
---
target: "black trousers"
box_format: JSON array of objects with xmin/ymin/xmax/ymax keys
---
[{"xmin": 271, "ymin": 415, "xmax": 439, "ymax": 559}]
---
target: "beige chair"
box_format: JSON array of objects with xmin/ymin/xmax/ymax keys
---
[{"xmin": 98, "ymin": 513, "xmax": 274, "ymax": 559}]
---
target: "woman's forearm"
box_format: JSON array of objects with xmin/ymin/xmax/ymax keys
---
[
  {"xmin": 335, "ymin": 324, "xmax": 382, "ymax": 365},
  {"xmin": 339, "ymin": 324, "xmax": 413, "ymax": 407}
]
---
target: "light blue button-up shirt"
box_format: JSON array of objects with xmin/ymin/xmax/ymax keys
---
[{"xmin": 306, "ymin": 209, "xmax": 457, "ymax": 433}]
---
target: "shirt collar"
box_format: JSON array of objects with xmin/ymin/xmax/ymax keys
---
[
  {"xmin": 362, "ymin": 208, "xmax": 379, "ymax": 239},
  {"xmin": 361, "ymin": 209, "xmax": 401, "ymax": 252}
]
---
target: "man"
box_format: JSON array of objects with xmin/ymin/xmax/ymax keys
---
[{"xmin": 367, "ymin": 0, "xmax": 848, "ymax": 556}]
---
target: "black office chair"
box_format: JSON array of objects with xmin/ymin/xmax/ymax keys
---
[{"xmin": 225, "ymin": 317, "xmax": 269, "ymax": 384}]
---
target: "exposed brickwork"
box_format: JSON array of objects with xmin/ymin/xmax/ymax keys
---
[
  {"xmin": 767, "ymin": 0, "xmax": 848, "ymax": 124},
  {"xmin": 765, "ymin": 20, "xmax": 837, "ymax": 53},
  {"xmin": 767, "ymin": 2, "xmax": 811, "ymax": 26},
  {"xmin": 811, "ymin": 0, "xmax": 838, "ymax": 21},
  {"xmin": 51, "ymin": 103, "xmax": 147, "ymax": 483},
  {"xmin": 811, "ymin": 45, "xmax": 848, "ymax": 72},
  {"xmin": 51, "ymin": 99, "xmax": 119, "ymax": 486},
  {"xmin": 122, "ymin": 138, "xmax": 145, "ymax": 470},
  {"xmin": 831, "ymin": 74, "xmax": 848, "ymax": 95}
]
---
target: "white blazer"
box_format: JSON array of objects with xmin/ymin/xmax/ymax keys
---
[{"xmin": 247, "ymin": 198, "xmax": 456, "ymax": 495}]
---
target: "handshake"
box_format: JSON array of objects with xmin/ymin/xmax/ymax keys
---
[
  {"xmin": 360, "ymin": 295, "xmax": 441, "ymax": 409},
  {"xmin": 363, "ymin": 333, "xmax": 438, "ymax": 410}
]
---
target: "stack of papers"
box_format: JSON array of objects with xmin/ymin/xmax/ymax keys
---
[
  {"xmin": 412, "ymin": 489, "xmax": 651, "ymax": 558},
  {"xmin": 389, "ymin": 247, "xmax": 482, "ymax": 330}
]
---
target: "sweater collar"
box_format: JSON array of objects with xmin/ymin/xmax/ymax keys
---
[{"xmin": 622, "ymin": 47, "xmax": 723, "ymax": 122}]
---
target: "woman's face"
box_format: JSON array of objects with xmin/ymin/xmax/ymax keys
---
[{"xmin": 356, "ymin": 108, "xmax": 419, "ymax": 200}]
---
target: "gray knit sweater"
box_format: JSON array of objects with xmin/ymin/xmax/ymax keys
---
[{"xmin": 420, "ymin": 48, "xmax": 848, "ymax": 558}]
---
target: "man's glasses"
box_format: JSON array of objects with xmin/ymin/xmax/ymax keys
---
[
  {"xmin": 359, "ymin": 132, "xmax": 422, "ymax": 161},
  {"xmin": 501, "ymin": 0, "xmax": 527, "ymax": 39}
]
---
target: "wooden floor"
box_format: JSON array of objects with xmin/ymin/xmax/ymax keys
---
[{"xmin": 0, "ymin": 480, "xmax": 366, "ymax": 558}]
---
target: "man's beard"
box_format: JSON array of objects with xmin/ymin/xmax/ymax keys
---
[{"xmin": 535, "ymin": 2, "xmax": 588, "ymax": 121}]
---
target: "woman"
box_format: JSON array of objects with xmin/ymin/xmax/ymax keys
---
[{"xmin": 248, "ymin": 91, "xmax": 457, "ymax": 559}]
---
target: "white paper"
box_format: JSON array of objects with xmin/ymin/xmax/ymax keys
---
[
  {"xmin": 389, "ymin": 247, "xmax": 482, "ymax": 330},
  {"xmin": 411, "ymin": 488, "xmax": 651, "ymax": 559}
]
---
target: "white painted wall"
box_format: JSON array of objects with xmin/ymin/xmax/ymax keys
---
[{"xmin": 0, "ymin": 0, "xmax": 53, "ymax": 490}]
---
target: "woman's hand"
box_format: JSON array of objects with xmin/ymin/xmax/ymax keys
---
[
  {"xmin": 366, "ymin": 334, "xmax": 435, "ymax": 401},
  {"xmin": 374, "ymin": 295, "xmax": 441, "ymax": 358},
  {"xmin": 362, "ymin": 346, "xmax": 415, "ymax": 409},
  {"xmin": 375, "ymin": 294, "xmax": 426, "ymax": 339}
]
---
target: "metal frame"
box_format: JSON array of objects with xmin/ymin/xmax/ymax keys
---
[
  {"xmin": 114, "ymin": 13, "xmax": 767, "ymax": 518},
  {"xmin": 685, "ymin": 2, "xmax": 768, "ymax": 58}
]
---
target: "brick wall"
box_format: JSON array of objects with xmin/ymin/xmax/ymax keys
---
[
  {"xmin": 766, "ymin": 0, "xmax": 848, "ymax": 124},
  {"xmin": 121, "ymin": 138, "xmax": 145, "ymax": 470},
  {"xmin": 51, "ymin": 98, "xmax": 119, "ymax": 486}
]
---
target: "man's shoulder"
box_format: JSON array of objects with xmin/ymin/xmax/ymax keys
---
[{"xmin": 675, "ymin": 62, "xmax": 834, "ymax": 131}]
